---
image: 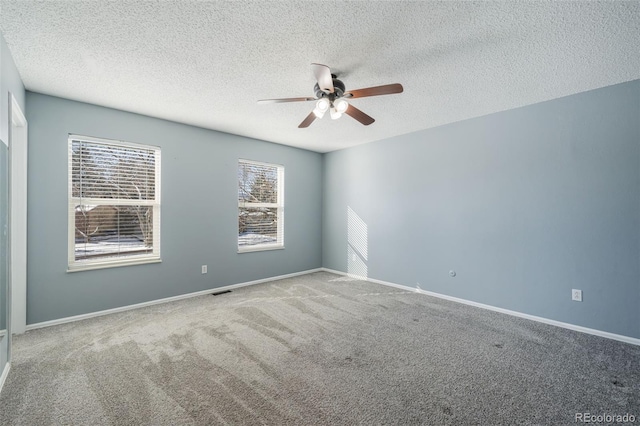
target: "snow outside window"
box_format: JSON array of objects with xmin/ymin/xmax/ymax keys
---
[
  {"xmin": 238, "ymin": 159, "xmax": 284, "ymax": 252},
  {"xmin": 68, "ymin": 135, "xmax": 161, "ymax": 271}
]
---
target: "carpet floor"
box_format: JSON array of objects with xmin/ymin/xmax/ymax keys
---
[{"xmin": 0, "ymin": 271, "xmax": 638, "ymax": 425}]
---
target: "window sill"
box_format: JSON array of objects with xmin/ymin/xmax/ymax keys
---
[
  {"xmin": 238, "ymin": 245, "xmax": 284, "ymax": 254},
  {"xmin": 67, "ymin": 257, "xmax": 162, "ymax": 273}
]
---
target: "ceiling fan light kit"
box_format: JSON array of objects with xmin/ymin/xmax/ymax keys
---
[
  {"xmin": 334, "ymin": 98, "xmax": 348, "ymax": 113},
  {"xmin": 258, "ymin": 63, "xmax": 403, "ymax": 128},
  {"xmin": 329, "ymin": 107, "xmax": 342, "ymax": 120},
  {"xmin": 313, "ymin": 98, "xmax": 330, "ymax": 118}
]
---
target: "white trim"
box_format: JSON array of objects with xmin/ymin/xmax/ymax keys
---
[
  {"xmin": 67, "ymin": 257, "xmax": 162, "ymax": 273},
  {"xmin": 0, "ymin": 362, "xmax": 10, "ymax": 395},
  {"xmin": 71, "ymin": 198, "xmax": 157, "ymax": 207},
  {"xmin": 238, "ymin": 158, "xmax": 284, "ymax": 169},
  {"xmin": 237, "ymin": 245, "xmax": 285, "ymax": 254},
  {"xmin": 321, "ymin": 268, "xmax": 640, "ymax": 347},
  {"xmin": 277, "ymin": 165, "xmax": 284, "ymax": 248},
  {"xmin": 26, "ymin": 268, "xmax": 323, "ymax": 331},
  {"xmin": 69, "ymin": 133, "xmax": 161, "ymax": 151},
  {"xmin": 9, "ymin": 93, "xmax": 27, "ymax": 335},
  {"xmin": 68, "ymin": 135, "xmax": 161, "ymax": 270},
  {"xmin": 238, "ymin": 159, "xmax": 284, "ymax": 252},
  {"xmin": 67, "ymin": 136, "xmax": 74, "ymax": 265},
  {"xmin": 25, "ymin": 267, "xmax": 638, "ymax": 345},
  {"xmin": 239, "ymin": 202, "xmax": 279, "ymax": 209}
]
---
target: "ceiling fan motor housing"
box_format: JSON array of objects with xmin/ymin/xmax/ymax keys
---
[{"xmin": 314, "ymin": 77, "xmax": 345, "ymax": 99}]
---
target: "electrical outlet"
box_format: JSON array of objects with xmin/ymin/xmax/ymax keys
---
[
  {"xmin": 202, "ymin": 265, "xmax": 207, "ymax": 274},
  {"xmin": 572, "ymin": 289, "xmax": 582, "ymax": 302}
]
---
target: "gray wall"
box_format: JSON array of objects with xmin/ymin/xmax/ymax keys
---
[
  {"xmin": 26, "ymin": 92, "xmax": 322, "ymax": 324},
  {"xmin": 323, "ymin": 80, "xmax": 640, "ymax": 339}
]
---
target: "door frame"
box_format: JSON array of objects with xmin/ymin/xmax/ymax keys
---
[
  {"xmin": 0, "ymin": 134, "xmax": 10, "ymax": 393},
  {"xmin": 9, "ymin": 93, "xmax": 27, "ymax": 335}
]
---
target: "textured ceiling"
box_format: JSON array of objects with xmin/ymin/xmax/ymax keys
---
[{"xmin": 1, "ymin": 1, "xmax": 639, "ymax": 153}]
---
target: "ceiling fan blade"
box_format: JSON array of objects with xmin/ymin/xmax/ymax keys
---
[
  {"xmin": 345, "ymin": 104, "xmax": 375, "ymax": 126},
  {"xmin": 298, "ymin": 111, "xmax": 317, "ymax": 128},
  {"xmin": 344, "ymin": 83, "xmax": 403, "ymax": 99},
  {"xmin": 257, "ymin": 97, "xmax": 316, "ymax": 104},
  {"xmin": 311, "ymin": 63, "xmax": 334, "ymax": 93}
]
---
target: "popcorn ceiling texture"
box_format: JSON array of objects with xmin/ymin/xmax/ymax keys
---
[{"xmin": 0, "ymin": 1, "xmax": 638, "ymax": 152}]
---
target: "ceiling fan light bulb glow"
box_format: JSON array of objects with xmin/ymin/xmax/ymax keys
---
[
  {"xmin": 313, "ymin": 107, "xmax": 326, "ymax": 118},
  {"xmin": 330, "ymin": 107, "xmax": 342, "ymax": 120},
  {"xmin": 316, "ymin": 98, "xmax": 330, "ymax": 112},
  {"xmin": 334, "ymin": 99, "xmax": 348, "ymax": 113}
]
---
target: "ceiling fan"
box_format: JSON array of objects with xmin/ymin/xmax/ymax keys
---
[{"xmin": 258, "ymin": 63, "xmax": 403, "ymax": 128}]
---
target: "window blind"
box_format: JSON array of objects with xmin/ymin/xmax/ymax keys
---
[
  {"xmin": 68, "ymin": 135, "xmax": 161, "ymax": 270},
  {"xmin": 238, "ymin": 159, "xmax": 284, "ymax": 251}
]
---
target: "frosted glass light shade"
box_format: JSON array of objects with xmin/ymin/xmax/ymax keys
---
[
  {"xmin": 314, "ymin": 98, "xmax": 330, "ymax": 118},
  {"xmin": 334, "ymin": 99, "xmax": 348, "ymax": 113}
]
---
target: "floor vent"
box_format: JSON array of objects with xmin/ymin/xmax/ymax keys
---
[{"xmin": 211, "ymin": 290, "xmax": 232, "ymax": 296}]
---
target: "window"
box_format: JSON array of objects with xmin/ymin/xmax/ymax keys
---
[
  {"xmin": 68, "ymin": 135, "xmax": 161, "ymax": 271},
  {"xmin": 238, "ymin": 159, "xmax": 284, "ymax": 252}
]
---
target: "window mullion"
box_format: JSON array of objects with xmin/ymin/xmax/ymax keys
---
[
  {"xmin": 73, "ymin": 197, "xmax": 156, "ymax": 207},
  {"xmin": 238, "ymin": 202, "xmax": 278, "ymax": 209}
]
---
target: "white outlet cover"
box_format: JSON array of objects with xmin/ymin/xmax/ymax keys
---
[
  {"xmin": 572, "ymin": 289, "xmax": 582, "ymax": 302},
  {"xmin": 202, "ymin": 265, "xmax": 207, "ymax": 274}
]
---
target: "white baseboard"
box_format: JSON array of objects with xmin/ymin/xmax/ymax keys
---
[
  {"xmin": 0, "ymin": 362, "xmax": 10, "ymax": 395},
  {"xmin": 321, "ymin": 268, "xmax": 640, "ymax": 347},
  {"xmin": 26, "ymin": 268, "xmax": 323, "ymax": 332},
  {"xmin": 24, "ymin": 267, "xmax": 640, "ymax": 347}
]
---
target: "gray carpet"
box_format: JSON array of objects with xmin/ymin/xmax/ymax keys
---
[{"xmin": 0, "ymin": 271, "xmax": 638, "ymax": 425}]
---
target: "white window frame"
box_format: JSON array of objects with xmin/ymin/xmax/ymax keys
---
[
  {"xmin": 67, "ymin": 134, "xmax": 161, "ymax": 272},
  {"xmin": 238, "ymin": 159, "xmax": 284, "ymax": 253}
]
